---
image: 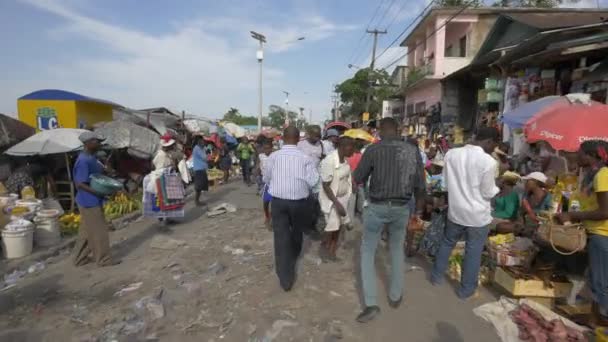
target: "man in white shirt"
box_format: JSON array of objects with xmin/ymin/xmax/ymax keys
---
[
  {"xmin": 431, "ymin": 127, "xmax": 500, "ymax": 299},
  {"xmin": 322, "ymin": 128, "xmax": 339, "ymax": 155}
]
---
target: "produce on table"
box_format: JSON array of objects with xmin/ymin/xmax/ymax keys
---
[
  {"xmin": 59, "ymin": 213, "xmax": 80, "ymax": 235},
  {"xmin": 510, "ymin": 303, "xmax": 585, "ymax": 342},
  {"xmin": 489, "ymin": 233, "xmax": 515, "ymax": 246},
  {"xmin": 10, "ymin": 206, "xmax": 30, "ymax": 215},
  {"xmin": 447, "ymin": 254, "xmax": 492, "ymax": 285},
  {"xmin": 103, "ymin": 192, "xmax": 142, "ymax": 221}
]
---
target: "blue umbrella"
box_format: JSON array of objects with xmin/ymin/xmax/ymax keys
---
[{"xmin": 501, "ymin": 96, "xmax": 565, "ymax": 128}]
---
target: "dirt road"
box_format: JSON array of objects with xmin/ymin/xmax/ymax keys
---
[{"xmin": 0, "ymin": 182, "xmax": 501, "ymax": 342}]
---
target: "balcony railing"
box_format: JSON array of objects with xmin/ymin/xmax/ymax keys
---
[{"xmin": 406, "ymin": 65, "xmax": 432, "ymax": 86}]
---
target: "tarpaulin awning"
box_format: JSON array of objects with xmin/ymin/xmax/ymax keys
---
[
  {"xmin": 0, "ymin": 113, "xmax": 35, "ymax": 150},
  {"xmin": 95, "ymin": 121, "xmax": 160, "ymax": 159},
  {"xmin": 183, "ymin": 118, "xmax": 218, "ymax": 135}
]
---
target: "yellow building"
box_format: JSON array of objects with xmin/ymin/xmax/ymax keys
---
[{"xmin": 18, "ymin": 89, "xmax": 119, "ymax": 131}]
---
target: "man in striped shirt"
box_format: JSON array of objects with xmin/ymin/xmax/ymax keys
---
[{"xmin": 264, "ymin": 126, "xmax": 320, "ymax": 291}]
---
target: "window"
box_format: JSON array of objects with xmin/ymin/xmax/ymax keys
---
[{"xmin": 459, "ymin": 35, "xmax": 467, "ymax": 57}]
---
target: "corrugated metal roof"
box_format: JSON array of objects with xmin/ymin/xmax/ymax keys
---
[
  {"xmin": 19, "ymin": 89, "xmax": 120, "ymax": 107},
  {"xmin": 493, "ymin": 22, "xmax": 608, "ymax": 66},
  {"xmin": 0, "ymin": 113, "xmax": 35, "ymax": 149},
  {"xmin": 504, "ymin": 12, "xmax": 608, "ymax": 30}
]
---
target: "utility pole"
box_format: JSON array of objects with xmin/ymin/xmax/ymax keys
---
[
  {"xmin": 251, "ymin": 31, "xmax": 266, "ymax": 133},
  {"xmin": 365, "ymin": 29, "xmax": 387, "ymax": 114},
  {"xmin": 331, "ymin": 94, "xmax": 338, "ymax": 122}
]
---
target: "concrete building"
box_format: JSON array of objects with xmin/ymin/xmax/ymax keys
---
[
  {"xmin": 400, "ymin": 7, "xmax": 608, "ymax": 126},
  {"xmin": 401, "ymin": 8, "xmax": 500, "ymax": 117}
]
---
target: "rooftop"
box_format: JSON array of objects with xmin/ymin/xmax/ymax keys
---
[
  {"xmin": 401, "ymin": 7, "xmax": 608, "ymax": 46},
  {"xmin": 19, "ymin": 89, "xmax": 120, "ymax": 107}
]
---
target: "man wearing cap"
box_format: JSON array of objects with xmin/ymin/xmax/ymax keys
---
[
  {"xmin": 431, "ymin": 127, "xmax": 500, "ymax": 299},
  {"xmin": 322, "ymin": 129, "xmax": 340, "ymax": 155},
  {"xmin": 72, "ymin": 131, "xmax": 119, "ymax": 267}
]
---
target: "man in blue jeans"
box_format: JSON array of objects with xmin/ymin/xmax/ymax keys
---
[
  {"xmin": 431, "ymin": 127, "xmax": 500, "ymax": 299},
  {"xmin": 353, "ymin": 118, "xmax": 425, "ymax": 323}
]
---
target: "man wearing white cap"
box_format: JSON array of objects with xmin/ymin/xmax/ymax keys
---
[
  {"xmin": 72, "ymin": 131, "xmax": 119, "ymax": 267},
  {"xmin": 322, "ymin": 128, "xmax": 340, "ymax": 155}
]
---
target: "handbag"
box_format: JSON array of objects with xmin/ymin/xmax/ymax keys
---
[{"xmin": 536, "ymin": 221, "xmax": 586, "ymax": 255}]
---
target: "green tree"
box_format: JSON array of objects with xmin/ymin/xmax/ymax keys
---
[
  {"xmin": 335, "ymin": 67, "xmax": 394, "ymax": 121},
  {"xmin": 222, "ymin": 107, "xmax": 258, "ymax": 126},
  {"xmin": 267, "ymin": 105, "xmax": 301, "ymax": 129}
]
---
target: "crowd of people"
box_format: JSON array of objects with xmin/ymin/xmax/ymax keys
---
[
  {"xmin": 260, "ymin": 118, "xmax": 608, "ymax": 327},
  {"xmin": 66, "ymin": 117, "xmax": 608, "ymax": 327}
]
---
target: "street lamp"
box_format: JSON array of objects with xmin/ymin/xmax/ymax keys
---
[
  {"xmin": 250, "ymin": 33, "xmax": 305, "ymax": 132},
  {"xmin": 251, "ymin": 31, "xmax": 266, "ymax": 133},
  {"xmin": 283, "ymin": 91, "xmax": 290, "ymax": 127}
]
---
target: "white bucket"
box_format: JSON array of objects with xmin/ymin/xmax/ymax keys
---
[
  {"xmin": 15, "ymin": 199, "xmax": 42, "ymax": 213},
  {"xmin": 2, "ymin": 227, "xmax": 34, "ymax": 259},
  {"xmin": 33, "ymin": 211, "xmax": 61, "ymax": 247}
]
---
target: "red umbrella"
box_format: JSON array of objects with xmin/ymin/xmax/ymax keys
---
[
  {"xmin": 324, "ymin": 121, "xmax": 351, "ymax": 131},
  {"xmin": 524, "ymin": 102, "xmax": 608, "ymax": 152}
]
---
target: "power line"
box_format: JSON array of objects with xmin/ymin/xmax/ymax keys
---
[
  {"xmin": 351, "ymin": 37, "xmax": 374, "ymax": 67},
  {"xmin": 346, "ymin": 0, "xmax": 387, "ymax": 65},
  {"xmin": 384, "ymin": 0, "xmax": 410, "ymax": 32},
  {"xmin": 366, "ymin": 0, "xmax": 388, "ymax": 30},
  {"xmin": 376, "ymin": 0, "xmax": 398, "ymax": 30},
  {"xmin": 379, "ymin": 0, "xmax": 476, "ymax": 71},
  {"xmin": 374, "ymin": 0, "xmax": 436, "ymax": 65}
]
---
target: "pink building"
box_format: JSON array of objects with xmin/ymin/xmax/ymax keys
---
[{"xmin": 401, "ymin": 8, "xmax": 499, "ymax": 116}]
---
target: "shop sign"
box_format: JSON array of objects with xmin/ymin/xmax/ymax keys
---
[{"xmin": 36, "ymin": 107, "xmax": 59, "ymax": 130}]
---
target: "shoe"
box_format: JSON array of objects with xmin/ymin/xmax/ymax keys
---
[
  {"xmin": 388, "ymin": 296, "xmax": 403, "ymax": 309},
  {"xmin": 356, "ymin": 306, "xmax": 380, "ymax": 323},
  {"xmin": 280, "ymin": 281, "xmax": 294, "ymax": 292}
]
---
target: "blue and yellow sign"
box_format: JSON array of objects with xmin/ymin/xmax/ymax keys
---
[{"xmin": 36, "ymin": 107, "xmax": 59, "ymax": 130}]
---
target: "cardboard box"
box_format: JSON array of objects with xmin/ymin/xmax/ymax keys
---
[{"xmin": 494, "ymin": 267, "xmax": 572, "ymax": 298}]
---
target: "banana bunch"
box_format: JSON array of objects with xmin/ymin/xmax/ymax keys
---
[
  {"xmin": 207, "ymin": 168, "xmax": 224, "ymax": 179},
  {"xmin": 59, "ymin": 213, "xmax": 81, "ymax": 235},
  {"xmin": 103, "ymin": 193, "xmax": 142, "ymax": 221}
]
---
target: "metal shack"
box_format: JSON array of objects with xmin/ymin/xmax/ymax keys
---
[{"xmin": 17, "ymin": 89, "xmax": 118, "ymax": 131}]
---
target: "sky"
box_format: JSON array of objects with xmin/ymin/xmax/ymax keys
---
[{"xmin": 0, "ymin": 0, "xmax": 605, "ymax": 123}]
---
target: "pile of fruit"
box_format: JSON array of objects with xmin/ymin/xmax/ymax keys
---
[
  {"xmin": 59, "ymin": 213, "xmax": 81, "ymax": 235},
  {"xmin": 103, "ymin": 192, "xmax": 142, "ymax": 221},
  {"xmin": 207, "ymin": 168, "xmax": 224, "ymax": 180}
]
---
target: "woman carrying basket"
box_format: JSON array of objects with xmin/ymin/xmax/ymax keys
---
[{"xmin": 557, "ymin": 140, "xmax": 608, "ymax": 327}]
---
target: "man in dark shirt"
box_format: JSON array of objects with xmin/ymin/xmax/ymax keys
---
[{"xmin": 353, "ymin": 117, "xmax": 425, "ymax": 323}]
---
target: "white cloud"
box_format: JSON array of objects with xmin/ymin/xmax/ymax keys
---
[{"xmin": 2, "ymin": 0, "xmax": 353, "ymax": 118}]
